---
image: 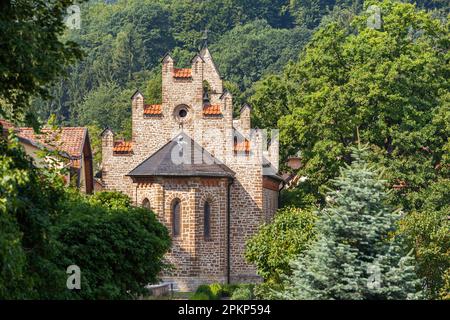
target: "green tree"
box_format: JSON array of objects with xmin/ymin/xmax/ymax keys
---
[
  {"xmin": 249, "ymin": 75, "xmax": 289, "ymax": 129},
  {"xmin": 54, "ymin": 191, "xmax": 171, "ymax": 300},
  {"xmin": 0, "ymin": 0, "xmax": 83, "ymax": 127},
  {"xmin": 77, "ymin": 83, "xmax": 133, "ymax": 136},
  {"xmin": 245, "ymin": 207, "xmax": 317, "ymax": 285},
  {"xmin": 281, "ymin": 146, "xmax": 423, "ymax": 300},
  {"xmin": 273, "ymin": 0, "xmax": 449, "ymax": 207},
  {"xmin": 211, "ymin": 20, "xmax": 311, "ymax": 91},
  {"xmin": 0, "ymin": 133, "xmax": 68, "ymax": 299},
  {"xmin": 399, "ymin": 179, "xmax": 450, "ymax": 299}
]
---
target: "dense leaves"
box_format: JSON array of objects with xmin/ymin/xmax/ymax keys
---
[
  {"xmin": 245, "ymin": 207, "xmax": 317, "ymax": 284},
  {"xmin": 0, "ymin": 133, "xmax": 67, "ymax": 299},
  {"xmin": 281, "ymin": 147, "xmax": 423, "ymax": 300},
  {"xmin": 0, "ymin": 134, "xmax": 170, "ymax": 299},
  {"xmin": 55, "ymin": 192, "xmax": 171, "ymax": 299},
  {"xmin": 245, "ymin": 0, "xmax": 449, "ymax": 300},
  {"xmin": 0, "ymin": 0, "xmax": 83, "ymax": 128}
]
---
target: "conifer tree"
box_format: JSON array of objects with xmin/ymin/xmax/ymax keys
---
[{"xmin": 281, "ymin": 146, "xmax": 423, "ymax": 300}]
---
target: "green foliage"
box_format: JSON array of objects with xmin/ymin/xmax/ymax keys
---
[
  {"xmin": 245, "ymin": 207, "xmax": 317, "ymax": 284},
  {"xmin": 189, "ymin": 292, "xmax": 210, "ymax": 300},
  {"xmin": 0, "ymin": 133, "xmax": 171, "ymax": 299},
  {"xmin": 398, "ymin": 179, "xmax": 450, "ymax": 299},
  {"xmin": 249, "ymin": 74, "xmax": 289, "ymax": 129},
  {"xmin": 89, "ymin": 190, "xmax": 131, "ymax": 209},
  {"xmin": 259, "ymin": 1, "xmax": 449, "ymax": 208},
  {"xmin": 194, "ymin": 284, "xmax": 219, "ymax": 300},
  {"xmin": 280, "ymin": 146, "xmax": 423, "ymax": 300},
  {"xmin": 209, "ymin": 283, "xmax": 224, "ymax": 298},
  {"xmin": 54, "ymin": 194, "xmax": 171, "ymax": 299},
  {"xmin": 231, "ymin": 285, "xmax": 254, "ymax": 300},
  {"xmin": 220, "ymin": 283, "xmax": 239, "ymax": 297},
  {"xmin": 0, "ymin": 133, "xmax": 67, "ymax": 299},
  {"xmin": 211, "ymin": 20, "xmax": 311, "ymax": 92},
  {"xmin": 0, "ymin": 0, "xmax": 83, "ymax": 127},
  {"xmin": 190, "ymin": 283, "xmax": 248, "ymax": 300},
  {"xmin": 145, "ymin": 72, "xmax": 163, "ymax": 104},
  {"xmin": 77, "ymin": 83, "xmax": 134, "ymax": 135}
]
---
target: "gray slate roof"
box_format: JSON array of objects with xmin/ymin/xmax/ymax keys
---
[{"xmin": 127, "ymin": 132, "xmax": 235, "ymax": 178}]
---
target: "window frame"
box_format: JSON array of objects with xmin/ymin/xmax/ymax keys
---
[{"xmin": 172, "ymin": 199, "xmax": 181, "ymax": 237}]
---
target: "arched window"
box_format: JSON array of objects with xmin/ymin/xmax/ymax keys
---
[
  {"xmin": 202, "ymin": 80, "xmax": 211, "ymax": 105},
  {"xmin": 142, "ymin": 198, "xmax": 151, "ymax": 210},
  {"xmin": 172, "ymin": 199, "xmax": 181, "ymax": 237},
  {"xmin": 204, "ymin": 201, "xmax": 211, "ymax": 239}
]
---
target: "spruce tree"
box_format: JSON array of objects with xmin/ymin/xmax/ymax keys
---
[{"xmin": 281, "ymin": 146, "xmax": 422, "ymax": 300}]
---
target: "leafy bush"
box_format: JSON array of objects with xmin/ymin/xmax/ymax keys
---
[
  {"xmin": 231, "ymin": 286, "xmax": 253, "ymax": 300},
  {"xmin": 0, "ymin": 134, "xmax": 171, "ymax": 299},
  {"xmin": 220, "ymin": 284, "xmax": 239, "ymax": 297},
  {"xmin": 54, "ymin": 193, "xmax": 171, "ymax": 300},
  {"xmin": 209, "ymin": 283, "xmax": 223, "ymax": 298},
  {"xmin": 245, "ymin": 206, "xmax": 317, "ymax": 284},
  {"xmin": 191, "ymin": 283, "xmax": 250, "ymax": 300},
  {"xmin": 88, "ymin": 190, "xmax": 131, "ymax": 209},
  {"xmin": 194, "ymin": 284, "xmax": 219, "ymax": 300},
  {"xmin": 398, "ymin": 179, "xmax": 450, "ymax": 299},
  {"xmin": 189, "ymin": 293, "xmax": 210, "ymax": 300}
]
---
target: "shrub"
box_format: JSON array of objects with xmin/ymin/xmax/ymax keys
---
[
  {"xmin": 245, "ymin": 206, "xmax": 317, "ymax": 284},
  {"xmin": 209, "ymin": 283, "xmax": 223, "ymax": 298},
  {"xmin": 231, "ymin": 286, "xmax": 253, "ymax": 300},
  {"xmin": 220, "ymin": 284, "xmax": 239, "ymax": 297},
  {"xmin": 194, "ymin": 284, "xmax": 218, "ymax": 300},
  {"xmin": 89, "ymin": 190, "xmax": 131, "ymax": 209},
  {"xmin": 53, "ymin": 198, "xmax": 171, "ymax": 299},
  {"xmin": 190, "ymin": 293, "xmax": 210, "ymax": 300}
]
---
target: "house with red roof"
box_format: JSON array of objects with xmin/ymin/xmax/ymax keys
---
[{"xmin": 1, "ymin": 119, "xmax": 94, "ymax": 194}]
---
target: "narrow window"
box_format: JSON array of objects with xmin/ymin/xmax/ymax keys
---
[
  {"xmin": 202, "ymin": 80, "xmax": 211, "ymax": 106},
  {"xmin": 142, "ymin": 198, "xmax": 151, "ymax": 210},
  {"xmin": 172, "ymin": 199, "xmax": 181, "ymax": 236},
  {"xmin": 204, "ymin": 201, "xmax": 211, "ymax": 239}
]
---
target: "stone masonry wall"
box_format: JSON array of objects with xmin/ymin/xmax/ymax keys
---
[{"xmin": 101, "ymin": 47, "xmax": 279, "ymax": 290}]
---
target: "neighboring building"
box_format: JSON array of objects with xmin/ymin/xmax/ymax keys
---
[
  {"xmin": 0, "ymin": 119, "xmax": 94, "ymax": 194},
  {"xmin": 101, "ymin": 46, "xmax": 282, "ymax": 290}
]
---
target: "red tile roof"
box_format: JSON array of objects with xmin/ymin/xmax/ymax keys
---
[
  {"xmin": 203, "ymin": 104, "xmax": 222, "ymax": 116},
  {"xmin": 113, "ymin": 140, "xmax": 132, "ymax": 154},
  {"xmin": 173, "ymin": 68, "xmax": 192, "ymax": 78},
  {"xmin": 0, "ymin": 119, "xmax": 14, "ymax": 130},
  {"xmin": 234, "ymin": 139, "xmax": 250, "ymax": 153},
  {"xmin": 144, "ymin": 104, "xmax": 162, "ymax": 116},
  {"xmin": 17, "ymin": 127, "xmax": 86, "ymax": 158}
]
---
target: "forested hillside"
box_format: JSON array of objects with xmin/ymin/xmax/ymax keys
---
[
  {"xmin": 1, "ymin": 0, "xmax": 449, "ymax": 300},
  {"xmin": 35, "ymin": 0, "xmax": 447, "ymax": 137}
]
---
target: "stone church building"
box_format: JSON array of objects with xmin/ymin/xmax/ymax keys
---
[{"xmin": 101, "ymin": 46, "xmax": 282, "ymax": 290}]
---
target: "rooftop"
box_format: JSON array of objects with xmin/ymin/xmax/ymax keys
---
[{"xmin": 128, "ymin": 132, "xmax": 235, "ymax": 178}]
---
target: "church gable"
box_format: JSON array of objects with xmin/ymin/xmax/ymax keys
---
[
  {"xmin": 100, "ymin": 44, "xmax": 281, "ymax": 291},
  {"xmin": 127, "ymin": 132, "xmax": 235, "ymax": 179}
]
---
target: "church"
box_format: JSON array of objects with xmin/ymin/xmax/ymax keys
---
[{"xmin": 100, "ymin": 46, "xmax": 282, "ymax": 291}]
